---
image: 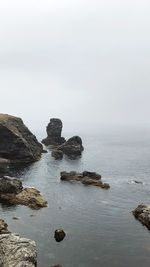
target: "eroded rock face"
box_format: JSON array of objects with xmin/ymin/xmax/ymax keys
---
[
  {"xmin": 58, "ymin": 136, "xmax": 84, "ymax": 158},
  {"xmin": 60, "ymin": 171, "xmax": 110, "ymax": 189},
  {"xmin": 51, "ymin": 150, "xmax": 63, "ymax": 160},
  {"xmin": 0, "ymin": 114, "xmax": 43, "ymax": 163},
  {"xmin": 0, "ymin": 219, "xmax": 9, "ymax": 234},
  {"xmin": 0, "ymin": 226, "xmax": 37, "ymax": 267},
  {"xmin": 133, "ymin": 204, "xmax": 150, "ymax": 229},
  {"xmin": 0, "ymin": 176, "xmax": 47, "ymax": 209},
  {"xmin": 42, "ymin": 118, "xmax": 66, "ymax": 146}
]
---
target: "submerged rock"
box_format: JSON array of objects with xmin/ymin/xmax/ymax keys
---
[
  {"xmin": 0, "ymin": 176, "xmax": 47, "ymax": 209},
  {"xmin": 42, "ymin": 118, "xmax": 66, "ymax": 146},
  {"xmin": 60, "ymin": 171, "xmax": 110, "ymax": 189},
  {"xmin": 51, "ymin": 265, "xmax": 62, "ymax": 267},
  {"xmin": 51, "ymin": 150, "xmax": 63, "ymax": 160},
  {"xmin": 0, "ymin": 114, "xmax": 43, "ymax": 163},
  {"xmin": 58, "ymin": 136, "xmax": 84, "ymax": 158},
  {"xmin": 54, "ymin": 229, "xmax": 66, "ymax": 242},
  {"xmin": 133, "ymin": 204, "xmax": 150, "ymax": 229},
  {"xmin": 0, "ymin": 219, "xmax": 37, "ymax": 267}
]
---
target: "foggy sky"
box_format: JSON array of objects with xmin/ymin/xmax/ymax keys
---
[{"xmin": 0, "ymin": 0, "xmax": 150, "ymax": 133}]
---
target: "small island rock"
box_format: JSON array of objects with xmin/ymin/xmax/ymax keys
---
[
  {"xmin": 60, "ymin": 171, "xmax": 110, "ymax": 189},
  {"xmin": 42, "ymin": 118, "xmax": 66, "ymax": 146},
  {"xmin": 54, "ymin": 229, "xmax": 66, "ymax": 242},
  {"xmin": 58, "ymin": 136, "xmax": 84, "ymax": 158},
  {"xmin": 133, "ymin": 204, "xmax": 150, "ymax": 229}
]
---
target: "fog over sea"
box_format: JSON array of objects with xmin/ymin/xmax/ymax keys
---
[{"xmin": 1, "ymin": 125, "xmax": 150, "ymax": 267}]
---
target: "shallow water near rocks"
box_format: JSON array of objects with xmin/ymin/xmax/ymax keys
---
[{"xmin": 1, "ymin": 126, "xmax": 150, "ymax": 267}]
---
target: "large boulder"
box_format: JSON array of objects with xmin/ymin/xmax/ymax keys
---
[
  {"xmin": 58, "ymin": 136, "xmax": 84, "ymax": 158},
  {"xmin": 0, "ymin": 219, "xmax": 37, "ymax": 267},
  {"xmin": 0, "ymin": 114, "xmax": 43, "ymax": 163},
  {"xmin": 0, "ymin": 176, "xmax": 48, "ymax": 209},
  {"xmin": 42, "ymin": 118, "xmax": 66, "ymax": 146},
  {"xmin": 60, "ymin": 171, "xmax": 110, "ymax": 189}
]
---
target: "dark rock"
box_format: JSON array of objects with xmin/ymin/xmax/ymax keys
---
[
  {"xmin": 60, "ymin": 171, "xmax": 110, "ymax": 189},
  {"xmin": 0, "ymin": 114, "xmax": 43, "ymax": 163},
  {"xmin": 54, "ymin": 229, "xmax": 66, "ymax": 242},
  {"xmin": 51, "ymin": 265, "xmax": 62, "ymax": 267},
  {"xmin": 42, "ymin": 118, "xmax": 66, "ymax": 146},
  {"xmin": 0, "ymin": 176, "xmax": 47, "ymax": 209},
  {"xmin": 0, "ymin": 176, "xmax": 23, "ymax": 194},
  {"xmin": 51, "ymin": 150, "xmax": 63, "ymax": 160},
  {"xmin": 42, "ymin": 149, "xmax": 48, "ymax": 153},
  {"xmin": 133, "ymin": 204, "xmax": 150, "ymax": 229},
  {"xmin": 0, "ymin": 219, "xmax": 37, "ymax": 267},
  {"xmin": 58, "ymin": 136, "xmax": 84, "ymax": 158}
]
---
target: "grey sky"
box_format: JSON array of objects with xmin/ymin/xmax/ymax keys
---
[{"xmin": 0, "ymin": 0, "xmax": 150, "ymax": 132}]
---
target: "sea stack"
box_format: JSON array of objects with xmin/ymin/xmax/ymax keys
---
[
  {"xmin": 0, "ymin": 114, "xmax": 43, "ymax": 163},
  {"xmin": 42, "ymin": 118, "xmax": 66, "ymax": 146}
]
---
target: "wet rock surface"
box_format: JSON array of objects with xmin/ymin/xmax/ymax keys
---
[
  {"xmin": 54, "ymin": 229, "xmax": 66, "ymax": 242},
  {"xmin": 51, "ymin": 150, "xmax": 63, "ymax": 160},
  {"xmin": 0, "ymin": 219, "xmax": 37, "ymax": 267},
  {"xmin": 42, "ymin": 118, "xmax": 66, "ymax": 146},
  {"xmin": 0, "ymin": 176, "xmax": 47, "ymax": 209},
  {"xmin": 0, "ymin": 114, "xmax": 43, "ymax": 163},
  {"xmin": 0, "ymin": 176, "xmax": 23, "ymax": 194},
  {"xmin": 57, "ymin": 136, "xmax": 84, "ymax": 158},
  {"xmin": 133, "ymin": 204, "xmax": 150, "ymax": 229},
  {"xmin": 60, "ymin": 171, "xmax": 110, "ymax": 189}
]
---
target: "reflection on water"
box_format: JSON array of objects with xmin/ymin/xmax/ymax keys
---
[{"xmin": 1, "ymin": 127, "xmax": 150, "ymax": 267}]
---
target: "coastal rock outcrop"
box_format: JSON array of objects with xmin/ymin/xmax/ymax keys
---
[
  {"xmin": 57, "ymin": 136, "xmax": 84, "ymax": 158},
  {"xmin": 0, "ymin": 176, "xmax": 47, "ymax": 209},
  {"xmin": 0, "ymin": 219, "xmax": 37, "ymax": 267},
  {"xmin": 42, "ymin": 118, "xmax": 66, "ymax": 146},
  {"xmin": 0, "ymin": 114, "xmax": 43, "ymax": 163},
  {"xmin": 60, "ymin": 171, "xmax": 110, "ymax": 189},
  {"xmin": 133, "ymin": 204, "xmax": 150, "ymax": 229}
]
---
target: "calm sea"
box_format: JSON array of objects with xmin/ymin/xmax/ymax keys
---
[{"xmin": 1, "ymin": 126, "xmax": 150, "ymax": 267}]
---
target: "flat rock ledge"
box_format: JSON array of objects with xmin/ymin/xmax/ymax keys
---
[
  {"xmin": 0, "ymin": 219, "xmax": 37, "ymax": 267},
  {"xmin": 0, "ymin": 176, "xmax": 48, "ymax": 209},
  {"xmin": 60, "ymin": 171, "xmax": 110, "ymax": 189},
  {"xmin": 133, "ymin": 204, "xmax": 150, "ymax": 229}
]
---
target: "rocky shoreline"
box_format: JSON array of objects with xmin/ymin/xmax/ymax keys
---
[{"xmin": 0, "ymin": 219, "xmax": 37, "ymax": 267}]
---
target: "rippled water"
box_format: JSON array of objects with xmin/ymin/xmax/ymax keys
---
[{"xmin": 1, "ymin": 126, "xmax": 150, "ymax": 267}]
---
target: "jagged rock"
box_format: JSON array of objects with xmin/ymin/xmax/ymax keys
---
[
  {"xmin": 42, "ymin": 118, "xmax": 66, "ymax": 146},
  {"xmin": 60, "ymin": 171, "xmax": 110, "ymax": 189},
  {"xmin": 0, "ymin": 114, "xmax": 43, "ymax": 163},
  {"xmin": 58, "ymin": 136, "xmax": 84, "ymax": 158},
  {"xmin": 133, "ymin": 204, "xmax": 150, "ymax": 229},
  {"xmin": 51, "ymin": 150, "xmax": 63, "ymax": 160},
  {"xmin": 54, "ymin": 229, "xmax": 66, "ymax": 242},
  {"xmin": 0, "ymin": 176, "xmax": 47, "ymax": 209},
  {"xmin": 0, "ymin": 176, "xmax": 23, "ymax": 194},
  {"xmin": 0, "ymin": 220, "xmax": 37, "ymax": 267}
]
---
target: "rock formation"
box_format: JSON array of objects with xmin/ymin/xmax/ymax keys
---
[
  {"xmin": 0, "ymin": 176, "xmax": 48, "ymax": 209},
  {"xmin": 51, "ymin": 150, "xmax": 63, "ymax": 160},
  {"xmin": 42, "ymin": 118, "xmax": 66, "ymax": 146},
  {"xmin": 57, "ymin": 136, "xmax": 84, "ymax": 159},
  {"xmin": 0, "ymin": 219, "xmax": 37, "ymax": 267},
  {"xmin": 54, "ymin": 229, "xmax": 66, "ymax": 242},
  {"xmin": 60, "ymin": 171, "xmax": 110, "ymax": 189},
  {"xmin": 133, "ymin": 204, "xmax": 150, "ymax": 229},
  {"xmin": 0, "ymin": 114, "xmax": 43, "ymax": 163}
]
